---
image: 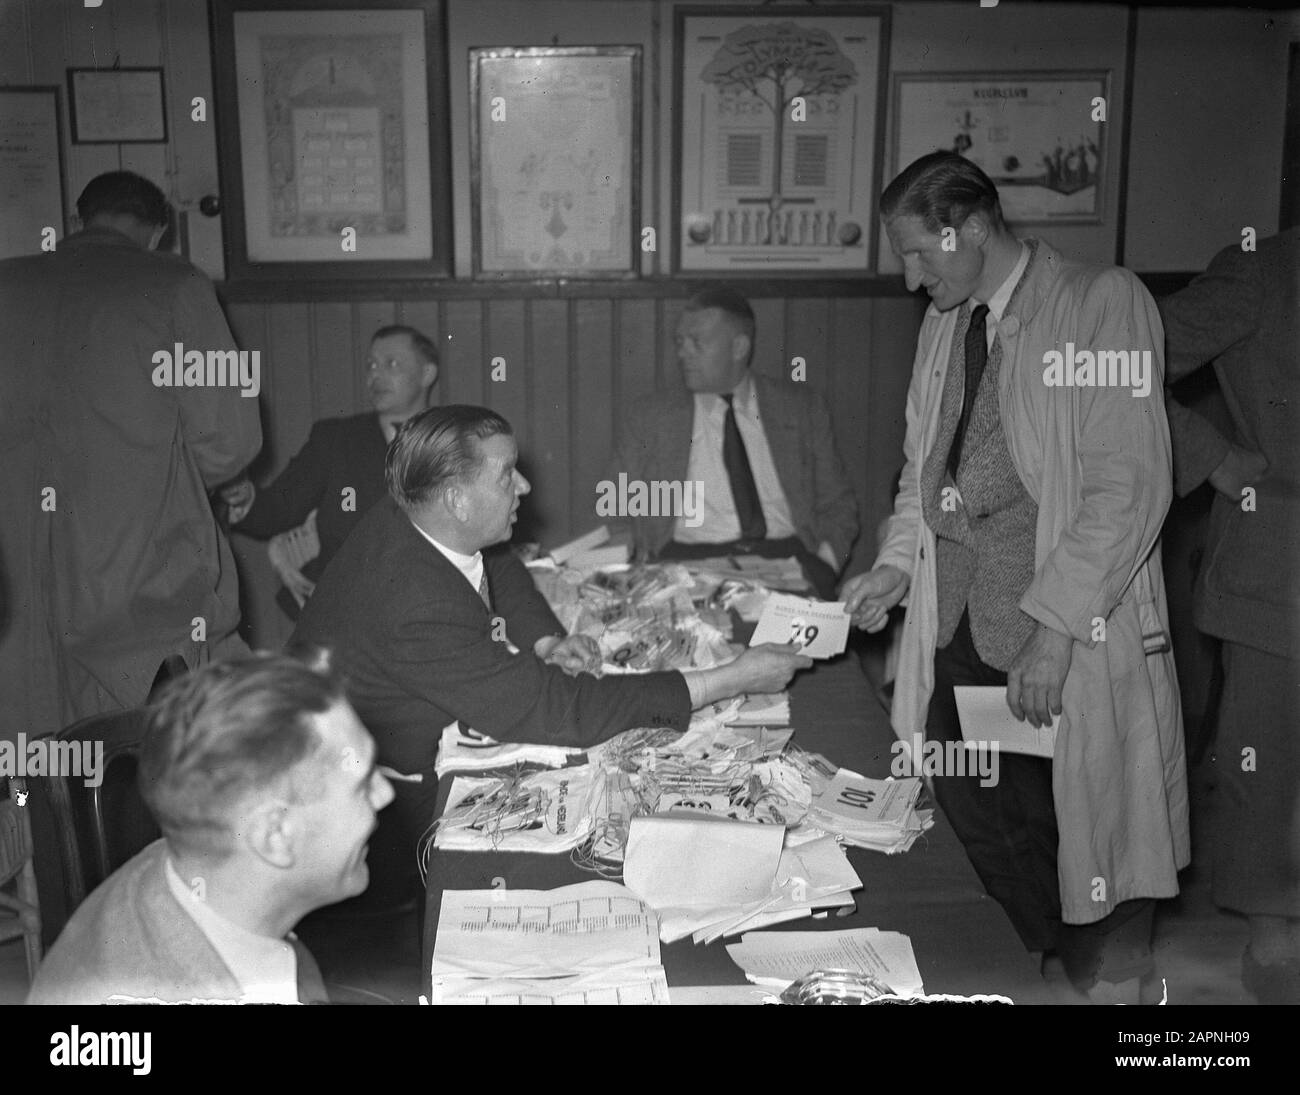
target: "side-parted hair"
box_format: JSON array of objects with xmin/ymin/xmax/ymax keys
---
[
  {"xmin": 385, "ymin": 404, "xmax": 512, "ymax": 510},
  {"xmin": 880, "ymin": 151, "xmax": 1006, "ymax": 234},
  {"xmin": 139, "ymin": 651, "xmax": 346, "ymax": 856},
  {"xmin": 76, "ymin": 170, "xmax": 171, "ymax": 229},
  {"xmin": 372, "ymin": 324, "xmax": 440, "ymax": 369},
  {"xmin": 683, "ymin": 286, "xmax": 756, "ymax": 354}
]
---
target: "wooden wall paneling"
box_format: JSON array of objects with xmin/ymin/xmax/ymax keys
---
[
  {"xmin": 570, "ymin": 299, "xmax": 616, "ymax": 542},
  {"xmin": 748, "ymin": 297, "xmax": 784, "ymax": 383},
  {"xmin": 441, "ymin": 299, "xmax": 486, "ymax": 408},
  {"xmin": 484, "ymin": 299, "xmax": 527, "ymax": 455},
  {"xmin": 782, "ymin": 295, "xmax": 832, "ymax": 398},
  {"xmin": 310, "ymin": 302, "xmax": 358, "ymax": 421},
  {"xmin": 526, "ymin": 298, "xmax": 572, "ymax": 546},
  {"xmin": 614, "ymin": 298, "xmax": 662, "ymax": 413},
  {"xmin": 867, "ymin": 296, "xmax": 925, "ymax": 546},
  {"xmin": 260, "ymin": 302, "xmax": 315, "ymax": 477}
]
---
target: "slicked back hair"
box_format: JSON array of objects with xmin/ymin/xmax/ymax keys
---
[
  {"xmin": 138, "ymin": 651, "xmax": 346, "ymax": 857},
  {"xmin": 881, "ymin": 151, "xmax": 1006, "ymax": 234},
  {"xmin": 372, "ymin": 324, "xmax": 440, "ymax": 368},
  {"xmin": 76, "ymin": 170, "xmax": 171, "ymax": 229},
  {"xmin": 385, "ymin": 404, "xmax": 513, "ymax": 510}
]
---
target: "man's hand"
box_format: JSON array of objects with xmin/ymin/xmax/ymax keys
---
[
  {"xmin": 1007, "ymin": 623, "xmax": 1074, "ymax": 728},
  {"xmin": 841, "ymin": 565, "xmax": 909, "ymax": 633},
  {"xmin": 219, "ymin": 476, "xmax": 256, "ymax": 524},
  {"xmin": 1208, "ymin": 444, "xmax": 1267, "ymax": 502},
  {"xmin": 728, "ymin": 643, "xmax": 814, "ymax": 694},
  {"xmin": 535, "ymin": 633, "xmax": 602, "ymax": 676}
]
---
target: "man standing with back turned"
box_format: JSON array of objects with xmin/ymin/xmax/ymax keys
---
[
  {"xmin": 843, "ymin": 152, "xmax": 1187, "ymax": 1002},
  {"xmin": 0, "ymin": 171, "xmax": 261, "ymax": 743}
]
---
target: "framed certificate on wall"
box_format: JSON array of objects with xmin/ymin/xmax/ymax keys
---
[
  {"xmin": 210, "ymin": 0, "xmax": 453, "ymax": 282},
  {"xmin": 674, "ymin": 4, "xmax": 890, "ymax": 275},
  {"xmin": 0, "ymin": 87, "xmax": 67, "ymax": 260},
  {"xmin": 470, "ymin": 47, "xmax": 641, "ymax": 278}
]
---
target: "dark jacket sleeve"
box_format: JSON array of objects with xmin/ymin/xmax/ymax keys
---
[
  {"xmin": 382, "ymin": 572, "xmax": 690, "ymax": 749},
  {"xmin": 485, "ymin": 546, "xmax": 566, "ymax": 650},
  {"xmin": 236, "ymin": 419, "xmax": 333, "ymax": 538},
  {"xmin": 1160, "ymin": 244, "xmax": 1262, "ymax": 496}
]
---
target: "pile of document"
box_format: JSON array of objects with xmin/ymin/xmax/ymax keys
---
[
  {"xmin": 725, "ymin": 928, "xmax": 924, "ymax": 997},
  {"xmin": 432, "ymin": 766, "xmax": 597, "ymax": 854},
  {"xmin": 430, "ymin": 881, "xmax": 669, "ymax": 1004},
  {"xmin": 805, "ymin": 769, "xmax": 934, "ymax": 854},
  {"xmin": 623, "ymin": 817, "xmax": 862, "ymax": 944}
]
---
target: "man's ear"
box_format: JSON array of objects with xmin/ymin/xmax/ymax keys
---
[
  {"xmin": 422, "ymin": 363, "xmax": 439, "ymax": 390},
  {"xmin": 244, "ymin": 801, "xmax": 296, "ymax": 870},
  {"xmin": 732, "ymin": 332, "xmax": 752, "ymax": 369},
  {"xmin": 959, "ymin": 214, "xmax": 989, "ymax": 248},
  {"xmin": 443, "ymin": 483, "xmax": 468, "ymax": 524}
]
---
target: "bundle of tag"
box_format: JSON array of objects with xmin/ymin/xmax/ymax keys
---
[{"xmin": 797, "ymin": 756, "xmax": 935, "ymax": 855}]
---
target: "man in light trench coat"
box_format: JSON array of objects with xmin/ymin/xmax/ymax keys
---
[{"xmin": 844, "ymin": 152, "xmax": 1189, "ymax": 1003}]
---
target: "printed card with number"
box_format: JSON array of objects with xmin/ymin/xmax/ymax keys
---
[{"xmin": 748, "ymin": 593, "xmax": 850, "ymax": 659}]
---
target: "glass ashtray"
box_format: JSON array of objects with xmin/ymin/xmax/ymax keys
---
[{"xmin": 778, "ymin": 969, "xmax": 895, "ymax": 1005}]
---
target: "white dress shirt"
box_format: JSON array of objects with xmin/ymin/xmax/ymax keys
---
[
  {"xmin": 977, "ymin": 241, "xmax": 1030, "ymax": 350},
  {"xmin": 164, "ymin": 856, "xmax": 300, "ymax": 1004},
  {"xmin": 674, "ymin": 373, "xmax": 796, "ymax": 544}
]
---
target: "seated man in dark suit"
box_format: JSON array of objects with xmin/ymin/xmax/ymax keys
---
[
  {"xmin": 613, "ymin": 287, "xmax": 859, "ymax": 597},
  {"xmin": 291, "ymin": 404, "xmax": 811, "ymax": 903},
  {"xmin": 28, "ymin": 652, "xmax": 394, "ymax": 1004}
]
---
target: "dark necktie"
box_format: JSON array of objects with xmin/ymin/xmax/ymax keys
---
[
  {"xmin": 477, "ymin": 569, "xmax": 493, "ymax": 611},
  {"xmin": 721, "ymin": 393, "xmax": 767, "ymax": 542},
  {"xmin": 947, "ymin": 303, "xmax": 990, "ymax": 478}
]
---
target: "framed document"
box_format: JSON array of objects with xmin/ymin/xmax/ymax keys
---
[
  {"xmin": 210, "ymin": 0, "xmax": 452, "ymax": 282},
  {"xmin": 0, "ymin": 87, "xmax": 67, "ymax": 260},
  {"xmin": 674, "ymin": 4, "xmax": 889, "ymax": 275},
  {"xmin": 67, "ymin": 68, "xmax": 167, "ymax": 143},
  {"xmin": 892, "ymin": 72, "xmax": 1111, "ymax": 225},
  {"xmin": 471, "ymin": 47, "xmax": 641, "ymax": 278}
]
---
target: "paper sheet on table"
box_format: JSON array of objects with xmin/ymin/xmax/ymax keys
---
[
  {"xmin": 431, "ymin": 881, "xmax": 661, "ymax": 982},
  {"xmin": 624, "ymin": 816, "xmax": 784, "ymax": 909},
  {"xmin": 954, "ymin": 686, "xmax": 1058, "ymax": 758},
  {"xmin": 725, "ymin": 928, "xmax": 924, "ymax": 996},
  {"xmin": 749, "ymin": 593, "xmax": 850, "ymax": 658}
]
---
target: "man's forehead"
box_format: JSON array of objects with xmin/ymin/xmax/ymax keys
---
[
  {"xmin": 370, "ymin": 332, "xmax": 419, "ymax": 360},
  {"xmin": 885, "ymin": 215, "xmax": 937, "ymax": 249},
  {"xmin": 313, "ymin": 701, "xmax": 374, "ymax": 772},
  {"xmin": 479, "ymin": 433, "xmax": 517, "ymax": 468},
  {"xmin": 678, "ymin": 307, "xmax": 730, "ymax": 335}
]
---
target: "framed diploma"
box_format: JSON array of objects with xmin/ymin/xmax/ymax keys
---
[
  {"xmin": 674, "ymin": 4, "xmax": 890, "ymax": 275},
  {"xmin": 67, "ymin": 68, "xmax": 167, "ymax": 143},
  {"xmin": 892, "ymin": 72, "xmax": 1111, "ymax": 225},
  {"xmin": 210, "ymin": 0, "xmax": 453, "ymax": 282},
  {"xmin": 0, "ymin": 87, "xmax": 67, "ymax": 260},
  {"xmin": 470, "ymin": 46, "xmax": 641, "ymax": 278}
]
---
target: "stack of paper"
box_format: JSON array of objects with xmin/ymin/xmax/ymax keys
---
[
  {"xmin": 430, "ymin": 881, "xmax": 669, "ymax": 1004},
  {"xmin": 725, "ymin": 928, "xmax": 924, "ymax": 997},
  {"xmin": 624, "ymin": 817, "xmax": 860, "ymax": 943},
  {"xmin": 433, "ymin": 767, "xmax": 597, "ymax": 853},
  {"xmin": 807, "ymin": 771, "xmax": 933, "ymax": 854}
]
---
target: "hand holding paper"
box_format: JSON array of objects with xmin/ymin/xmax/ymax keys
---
[{"xmin": 749, "ymin": 593, "xmax": 851, "ymax": 659}]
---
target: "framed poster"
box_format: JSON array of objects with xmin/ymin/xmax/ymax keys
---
[
  {"xmin": 210, "ymin": 0, "xmax": 452, "ymax": 282},
  {"xmin": 67, "ymin": 68, "xmax": 167, "ymax": 143},
  {"xmin": 471, "ymin": 47, "xmax": 641, "ymax": 278},
  {"xmin": 892, "ymin": 72, "xmax": 1111, "ymax": 225},
  {"xmin": 674, "ymin": 4, "xmax": 889, "ymax": 275},
  {"xmin": 0, "ymin": 87, "xmax": 67, "ymax": 260}
]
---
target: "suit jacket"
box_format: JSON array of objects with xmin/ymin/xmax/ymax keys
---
[
  {"xmin": 614, "ymin": 374, "xmax": 859, "ymax": 564},
  {"xmin": 27, "ymin": 840, "xmax": 326, "ymax": 1004},
  {"xmin": 0, "ymin": 227, "xmax": 261, "ymax": 741},
  {"xmin": 235, "ymin": 412, "xmax": 390, "ymax": 584},
  {"xmin": 1160, "ymin": 228, "xmax": 1300, "ymax": 658},
  {"xmin": 291, "ymin": 497, "xmax": 691, "ymax": 779}
]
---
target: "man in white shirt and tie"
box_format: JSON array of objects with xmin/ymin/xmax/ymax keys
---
[{"xmin": 614, "ymin": 287, "xmax": 859, "ymax": 598}]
